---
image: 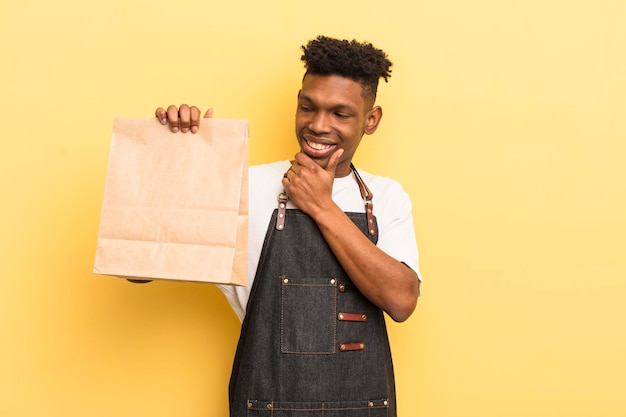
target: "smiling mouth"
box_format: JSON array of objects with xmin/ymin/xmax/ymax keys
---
[{"xmin": 305, "ymin": 139, "xmax": 334, "ymax": 151}]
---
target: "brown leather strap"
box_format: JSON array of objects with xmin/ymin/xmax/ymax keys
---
[
  {"xmin": 350, "ymin": 164, "xmax": 376, "ymax": 236},
  {"xmin": 338, "ymin": 312, "xmax": 367, "ymax": 322},
  {"xmin": 276, "ymin": 192, "xmax": 288, "ymax": 230},
  {"xmin": 339, "ymin": 342, "xmax": 365, "ymax": 351}
]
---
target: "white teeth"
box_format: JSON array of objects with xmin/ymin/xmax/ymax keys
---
[{"xmin": 307, "ymin": 140, "xmax": 331, "ymax": 150}]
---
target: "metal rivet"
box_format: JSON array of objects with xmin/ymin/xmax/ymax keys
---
[
  {"xmin": 279, "ymin": 203, "xmax": 285, "ymax": 208},
  {"xmin": 362, "ymin": 314, "xmax": 367, "ymax": 320},
  {"xmin": 338, "ymin": 283, "xmax": 345, "ymax": 292},
  {"xmin": 279, "ymin": 213, "xmax": 284, "ymax": 218},
  {"xmin": 330, "ymin": 278, "xmax": 336, "ymax": 285},
  {"xmin": 368, "ymin": 401, "xmax": 374, "ymax": 407},
  {"xmin": 338, "ymin": 313, "xmax": 344, "ymax": 320},
  {"xmin": 370, "ymin": 229, "xmax": 375, "ymax": 234},
  {"xmin": 360, "ymin": 343, "xmax": 365, "ymax": 349},
  {"xmin": 267, "ymin": 403, "xmax": 273, "ymax": 409},
  {"xmin": 340, "ymin": 344, "xmax": 346, "ymax": 351},
  {"xmin": 247, "ymin": 402, "xmax": 252, "ymax": 408},
  {"xmin": 283, "ymin": 278, "xmax": 289, "ymax": 284},
  {"xmin": 383, "ymin": 400, "xmax": 389, "ymax": 406},
  {"xmin": 278, "ymin": 225, "xmax": 284, "ymax": 230}
]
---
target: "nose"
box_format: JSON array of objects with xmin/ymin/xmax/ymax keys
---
[{"xmin": 308, "ymin": 111, "xmax": 331, "ymax": 134}]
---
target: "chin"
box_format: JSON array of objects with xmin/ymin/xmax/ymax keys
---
[{"xmin": 310, "ymin": 157, "xmax": 330, "ymax": 169}]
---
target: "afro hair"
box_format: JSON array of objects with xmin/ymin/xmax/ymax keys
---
[{"xmin": 301, "ymin": 36, "xmax": 392, "ymax": 101}]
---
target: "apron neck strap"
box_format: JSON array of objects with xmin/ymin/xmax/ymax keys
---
[{"xmin": 350, "ymin": 164, "xmax": 376, "ymax": 237}]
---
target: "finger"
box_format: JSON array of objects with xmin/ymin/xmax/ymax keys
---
[
  {"xmin": 155, "ymin": 107, "xmax": 167, "ymax": 124},
  {"xmin": 282, "ymin": 170, "xmax": 291, "ymax": 187},
  {"xmin": 190, "ymin": 106, "xmax": 201, "ymax": 133},
  {"xmin": 204, "ymin": 108, "xmax": 214, "ymax": 118},
  {"xmin": 127, "ymin": 279, "xmax": 153, "ymax": 284},
  {"xmin": 289, "ymin": 159, "xmax": 300, "ymax": 175},
  {"xmin": 294, "ymin": 152, "xmax": 314, "ymax": 172},
  {"xmin": 326, "ymin": 148, "xmax": 345, "ymax": 175},
  {"xmin": 179, "ymin": 104, "xmax": 191, "ymax": 132},
  {"xmin": 166, "ymin": 105, "xmax": 180, "ymax": 132}
]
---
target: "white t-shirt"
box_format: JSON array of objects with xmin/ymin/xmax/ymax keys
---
[{"xmin": 218, "ymin": 160, "xmax": 420, "ymax": 321}]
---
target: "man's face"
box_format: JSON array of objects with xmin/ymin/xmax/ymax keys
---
[{"xmin": 295, "ymin": 74, "xmax": 380, "ymax": 177}]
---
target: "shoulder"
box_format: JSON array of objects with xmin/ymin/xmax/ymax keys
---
[
  {"xmin": 357, "ymin": 169, "xmax": 415, "ymax": 230},
  {"xmin": 357, "ymin": 169, "xmax": 411, "ymax": 204}
]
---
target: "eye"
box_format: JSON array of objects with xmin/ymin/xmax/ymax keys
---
[
  {"xmin": 334, "ymin": 112, "xmax": 351, "ymax": 119},
  {"xmin": 299, "ymin": 104, "xmax": 313, "ymax": 112}
]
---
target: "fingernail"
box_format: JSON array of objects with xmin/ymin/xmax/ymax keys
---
[{"xmin": 191, "ymin": 126, "xmax": 198, "ymax": 133}]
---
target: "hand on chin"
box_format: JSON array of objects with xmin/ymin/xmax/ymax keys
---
[{"xmin": 299, "ymin": 150, "xmax": 330, "ymax": 169}]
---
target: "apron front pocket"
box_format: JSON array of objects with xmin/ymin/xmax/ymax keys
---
[
  {"xmin": 246, "ymin": 399, "xmax": 390, "ymax": 417},
  {"xmin": 280, "ymin": 276, "xmax": 337, "ymax": 354}
]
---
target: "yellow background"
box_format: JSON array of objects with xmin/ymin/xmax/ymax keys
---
[{"xmin": 1, "ymin": 0, "xmax": 625, "ymax": 416}]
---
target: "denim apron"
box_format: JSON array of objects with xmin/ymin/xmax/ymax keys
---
[{"xmin": 229, "ymin": 165, "xmax": 396, "ymax": 417}]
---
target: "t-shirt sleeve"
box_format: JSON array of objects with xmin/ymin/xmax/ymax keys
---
[
  {"xmin": 375, "ymin": 181, "xmax": 422, "ymax": 281},
  {"xmin": 216, "ymin": 284, "xmax": 248, "ymax": 322}
]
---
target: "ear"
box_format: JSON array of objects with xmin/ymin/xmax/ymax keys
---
[{"xmin": 364, "ymin": 106, "xmax": 383, "ymax": 135}]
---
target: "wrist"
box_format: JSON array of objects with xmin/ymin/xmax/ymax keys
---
[{"xmin": 309, "ymin": 200, "xmax": 342, "ymax": 226}]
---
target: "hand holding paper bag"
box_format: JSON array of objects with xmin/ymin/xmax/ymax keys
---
[
  {"xmin": 94, "ymin": 117, "xmax": 248, "ymax": 285},
  {"xmin": 154, "ymin": 104, "xmax": 213, "ymax": 133}
]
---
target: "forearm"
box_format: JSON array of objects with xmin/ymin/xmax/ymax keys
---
[{"xmin": 312, "ymin": 205, "xmax": 419, "ymax": 322}]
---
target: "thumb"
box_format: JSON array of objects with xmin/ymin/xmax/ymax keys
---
[
  {"xmin": 204, "ymin": 108, "xmax": 214, "ymax": 118},
  {"xmin": 326, "ymin": 148, "xmax": 344, "ymax": 175}
]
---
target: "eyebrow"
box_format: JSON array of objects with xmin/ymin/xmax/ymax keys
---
[{"xmin": 298, "ymin": 94, "xmax": 357, "ymax": 112}]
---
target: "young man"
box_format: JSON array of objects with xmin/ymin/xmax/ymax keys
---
[{"xmin": 156, "ymin": 36, "xmax": 420, "ymax": 417}]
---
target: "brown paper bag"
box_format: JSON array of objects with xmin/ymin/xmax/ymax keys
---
[{"xmin": 93, "ymin": 118, "xmax": 248, "ymax": 286}]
